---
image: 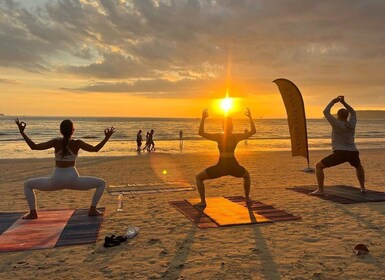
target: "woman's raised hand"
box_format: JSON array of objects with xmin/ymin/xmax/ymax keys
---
[
  {"xmin": 202, "ymin": 108, "xmax": 209, "ymax": 119},
  {"xmin": 15, "ymin": 118, "xmax": 26, "ymax": 133},
  {"xmin": 104, "ymin": 126, "xmax": 116, "ymax": 138},
  {"xmin": 245, "ymin": 108, "xmax": 252, "ymax": 118}
]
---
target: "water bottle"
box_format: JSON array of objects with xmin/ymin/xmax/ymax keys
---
[{"xmin": 117, "ymin": 193, "xmax": 124, "ymax": 211}]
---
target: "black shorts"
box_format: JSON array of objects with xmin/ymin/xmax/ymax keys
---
[
  {"xmin": 206, "ymin": 157, "xmax": 246, "ymax": 179},
  {"xmin": 321, "ymin": 150, "xmax": 361, "ymax": 168}
]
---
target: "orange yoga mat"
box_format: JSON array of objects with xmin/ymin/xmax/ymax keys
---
[
  {"xmin": 187, "ymin": 197, "xmax": 270, "ymax": 226},
  {"xmin": 0, "ymin": 210, "xmax": 74, "ymax": 252}
]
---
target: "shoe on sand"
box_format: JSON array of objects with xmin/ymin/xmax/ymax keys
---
[
  {"xmin": 354, "ymin": 244, "xmax": 369, "ymax": 255},
  {"xmin": 103, "ymin": 236, "xmax": 121, "ymax": 247}
]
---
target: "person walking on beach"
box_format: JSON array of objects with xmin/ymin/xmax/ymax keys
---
[
  {"xmin": 136, "ymin": 130, "xmax": 143, "ymax": 151},
  {"xmin": 310, "ymin": 96, "xmax": 365, "ymax": 195},
  {"xmin": 148, "ymin": 129, "xmax": 156, "ymax": 152},
  {"xmin": 142, "ymin": 131, "xmax": 150, "ymax": 152},
  {"xmin": 15, "ymin": 118, "xmax": 115, "ymax": 219},
  {"xmin": 195, "ymin": 108, "xmax": 256, "ymax": 206}
]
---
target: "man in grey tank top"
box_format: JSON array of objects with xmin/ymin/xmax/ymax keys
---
[{"xmin": 311, "ymin": 96, "xmax": 365, "ymax": 195}]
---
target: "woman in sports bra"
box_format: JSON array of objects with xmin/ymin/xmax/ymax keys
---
[
  {"xmin": 15, "ymin": 118, "xmax": 115, "ymax": 219},
  {"xmin": 195, "ymin": 108, "xmax": 256, "ymax": 206}
]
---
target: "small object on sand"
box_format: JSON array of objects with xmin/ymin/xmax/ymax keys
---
[
  {"xmin": 103, "ymin": 236, "xmax": 122, "ymax": 247},
  {"xmin": 126, "ymin": 225, "xmax": 139, "ymax": 239},
  {"xmin": 354, "ymin": 244, "xmax": 369, "ymax": 255},
  {"xmin": 103, "ymin": 235, "xmax": 128, "ymax": 247},
  {"xmin": 302, "ymin": 167, "xmax": 315, "ymax": 173}
]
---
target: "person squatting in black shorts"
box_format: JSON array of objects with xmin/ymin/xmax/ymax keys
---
[
  {"xmin": 195, "ymin": 108, "xmax": 256, "ymax": 206},
  {"xmin": 321, "ymin": 150, "xmax": 361, "ymax": 168},
  {"xmin": 311, "ymin": 96, "xmax": 365, "ymax": 195}
]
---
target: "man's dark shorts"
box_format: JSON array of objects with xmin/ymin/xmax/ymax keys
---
[
  {"xmin": 321, "ymin": 150, "xmax": 361, "ymax": 168},
  {"xmin": 206, "ymin": 157, "xmax": 246, "ymax": 179}
]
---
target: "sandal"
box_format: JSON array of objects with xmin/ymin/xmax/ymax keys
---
[{"xmin": 103, "ymin": 236, "xmax": 121, "ymax": 247}]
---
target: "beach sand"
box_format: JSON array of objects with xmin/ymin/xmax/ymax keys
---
[{"xmin": 0, "ymin": 149, "xmax": 384, "ymax": 279}]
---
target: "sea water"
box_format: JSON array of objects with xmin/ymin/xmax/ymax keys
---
[{"xmin": 1, "ymin": 116, "xmax": 385, "ymax": 159}]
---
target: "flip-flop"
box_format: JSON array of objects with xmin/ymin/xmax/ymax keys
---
[
  {"xmin": 113, "ymin": 235, "xmax": 128, "ymax": 242},
  {"xmin": 103, "ymin": 236, "xmax": 121, "ymax": 247}
]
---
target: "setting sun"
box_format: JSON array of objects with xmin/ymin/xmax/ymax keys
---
[{"xmin": 220, "ymin": 96, "xmax": 233, "ymax": 114}]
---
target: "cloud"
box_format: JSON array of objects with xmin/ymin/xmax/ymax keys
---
[
  {"xmin": 65, "ymin": 51, "xmax": 156, "ymax": 78},
  {"xmin": 0, "ymin": 78, "xmax": 20, "ymax": 84},
  {"xmin": 1, "ymin": 0, "xmax": 384, "ymax": 98}
]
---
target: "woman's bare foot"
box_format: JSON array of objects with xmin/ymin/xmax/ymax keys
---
[
  {"xmin": 245, "ymin": 198, "xmax": 253, "ymax": 207},
  {"xmin": 194, "ymin": 201, "xmax": 207, "ymax": 209},
  {"xmin": 22, "ymin": 210, "xmax": 38, "ymax": 219},
  {"xmin": 89, "ymin": 207, "xmax": 103, "ymax": 216},
  {"xmin": 310, "ymin": 189, "xmax": 324, "ymax": 195},
  {"xmin": 360, "ymin": 187, "xmax": 366, "ymax": 194}
]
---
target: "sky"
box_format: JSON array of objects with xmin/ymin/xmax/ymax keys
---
[{"xmin": 1, "ymin": 0, "xmax": 384, "ymax": 118}]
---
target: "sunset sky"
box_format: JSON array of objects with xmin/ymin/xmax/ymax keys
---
[{"xmin": 1, "ymin": 0, "xmax": 384, "ymax": 118}]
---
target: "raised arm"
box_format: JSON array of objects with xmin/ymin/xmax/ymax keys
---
[
  {"xmin": 78, "ymin": 127, "xmax": 116, "ymax": 152},
  {"xmin": 198, "ymin": 109, "xmax": 220, "ymax": 141},
  {"xmin": 15, "ymin": 118, "xmax": 56, "ymax": 150},
  {"xmin": 237, "ymin": 108, "xmax": 256, "ymax": 141},
  {"xmin": 323, "ymin": 97, "xmax": 340, "ymax": 125}
]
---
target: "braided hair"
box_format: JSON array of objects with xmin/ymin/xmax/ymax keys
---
[{"xmin": 60, "ymin": 119, "xmax": 74, "ymax": 157}]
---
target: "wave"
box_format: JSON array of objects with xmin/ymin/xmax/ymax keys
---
[{"xmin": 81, "ymin": 136, "xmax": 99, "ymax": 139}]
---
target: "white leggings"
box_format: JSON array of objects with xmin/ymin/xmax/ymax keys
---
[{"xmin": 24, "ymin": 167, "xmax": 106, "ymax": 210}]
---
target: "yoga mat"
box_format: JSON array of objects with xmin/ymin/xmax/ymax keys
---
[
  {"xmin": 0, "ymin": 210, "xmax": 74, "ymax": 252},
  {"xmin": 288, "ymin": 185, "xmax": 385, "ymax": 204},
  {"xmin": 187, "ymin": 197, "xmax": 270, "ymax": 226},
  {"xmin": 169, "ymin": 201, "xmax": 218, "ymax": 229},
  {"xmin": 108, "ymin": 182, "xmax": 194, "ymax": 195},
  {"xmin": 170, "ymin": 197, "xmax": 300, "ymax": 228},
  {"xmin": 56, "ymin": 208, "xmax": 104, "ymax": 247},
  {"xmin": 0, "ymin": 212, "xmax": 23, "ymax": 235},
  {"xmin": 225, "ymin": 196, "xmax": 302, "ymax": 222},
  {"xmin": 0, "ymin": 208, "xmax": 104, "ymax": 252}
]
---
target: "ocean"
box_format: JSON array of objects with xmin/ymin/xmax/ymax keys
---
[{"xmin": 1, "ymin": 116, "xmax": 385, "ymax": 159}]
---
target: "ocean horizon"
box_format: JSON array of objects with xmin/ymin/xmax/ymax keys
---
[{"xmin": 1, "ymin": 115, "xmax": 385, "ymax": 159}]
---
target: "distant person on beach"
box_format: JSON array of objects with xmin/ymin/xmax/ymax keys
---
[
  {"xmin": 15, "ymin": 118, "xmax": 115, "ymax": 219},
  {"xmin": 244, "ymin": 128, "xmax": 248, "ymax": 145},
  {"xmin": 136, "ymin": 130, "xmax": 143, "ymax": 151},
  {"xmin": 149, "ymin": 129, "xmax": 156, "ymax": 152},
  {"xmin": 310, "ymin": 96, "xmax": 365, "ymax": 195},
  {"xmin": 143, "ymin": 131, "xmax": 150, "ymax": 152},
  {"xmin": 195, "ymin": 108, "xmax": 256, "ymax": 206},
  {"xmin": 179, "ymin": 130, "xmax": 183, "ymax": 145}
]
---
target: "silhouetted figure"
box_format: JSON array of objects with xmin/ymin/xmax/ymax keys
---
[
  {"xmin": 195, "ymin": 108, "xmax": 256, "ymax": 206},
  {"xmin": 148, "ymin": 129, "xmax": 155, "ymax": 152},
  {"xmin": 244, "ymin": 128, "xmax": 248, "ymax": 145},
  {"xmin": 310, "ymin": 96, "xmax": 365, "ymax": 195},
  {"xmin": 136, "ymin": 130, "xmax": 143, "ymax": 151},
  {"xmin": 143, "ymin": 131, "xmax": 150, "ymax": 152},
  {"xmin": 179, "ymin": 130, "xmax": 183, "ymax": 145},
  {"xmin": 15, "ymin": 118, "xmax": 115, "ymax": 219}
]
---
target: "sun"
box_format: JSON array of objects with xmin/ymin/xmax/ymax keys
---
[
  {"xmin": 220, "ymin": 96, "xmax": 233, "ymax": 113},
  {"xmin": 219, "ymin": 92, "xmax": 236, "ymax": 116}
]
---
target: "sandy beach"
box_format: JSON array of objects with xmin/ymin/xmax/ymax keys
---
[{"xmin": 0, "ymin": 149, "xmax": 384, "ymax": 279}]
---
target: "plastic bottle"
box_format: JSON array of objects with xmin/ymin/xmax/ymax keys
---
[{"xmin": 117, "ymin": 193, "xmax": 124, "ymax": 211}]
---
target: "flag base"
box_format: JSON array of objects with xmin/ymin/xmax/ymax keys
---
[{"xmin": 302, "ymin": 167, "xmax": 315, "ymax": 173}]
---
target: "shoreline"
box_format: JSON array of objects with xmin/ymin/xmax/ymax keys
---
[{"xmin": 0, "ymin": 146, "xmax": 384, "ymax": 161}]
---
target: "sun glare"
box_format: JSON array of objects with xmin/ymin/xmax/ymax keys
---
[{"xmin": 220, "ymin": 96, "xmax": 233, "ymax": 113}]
